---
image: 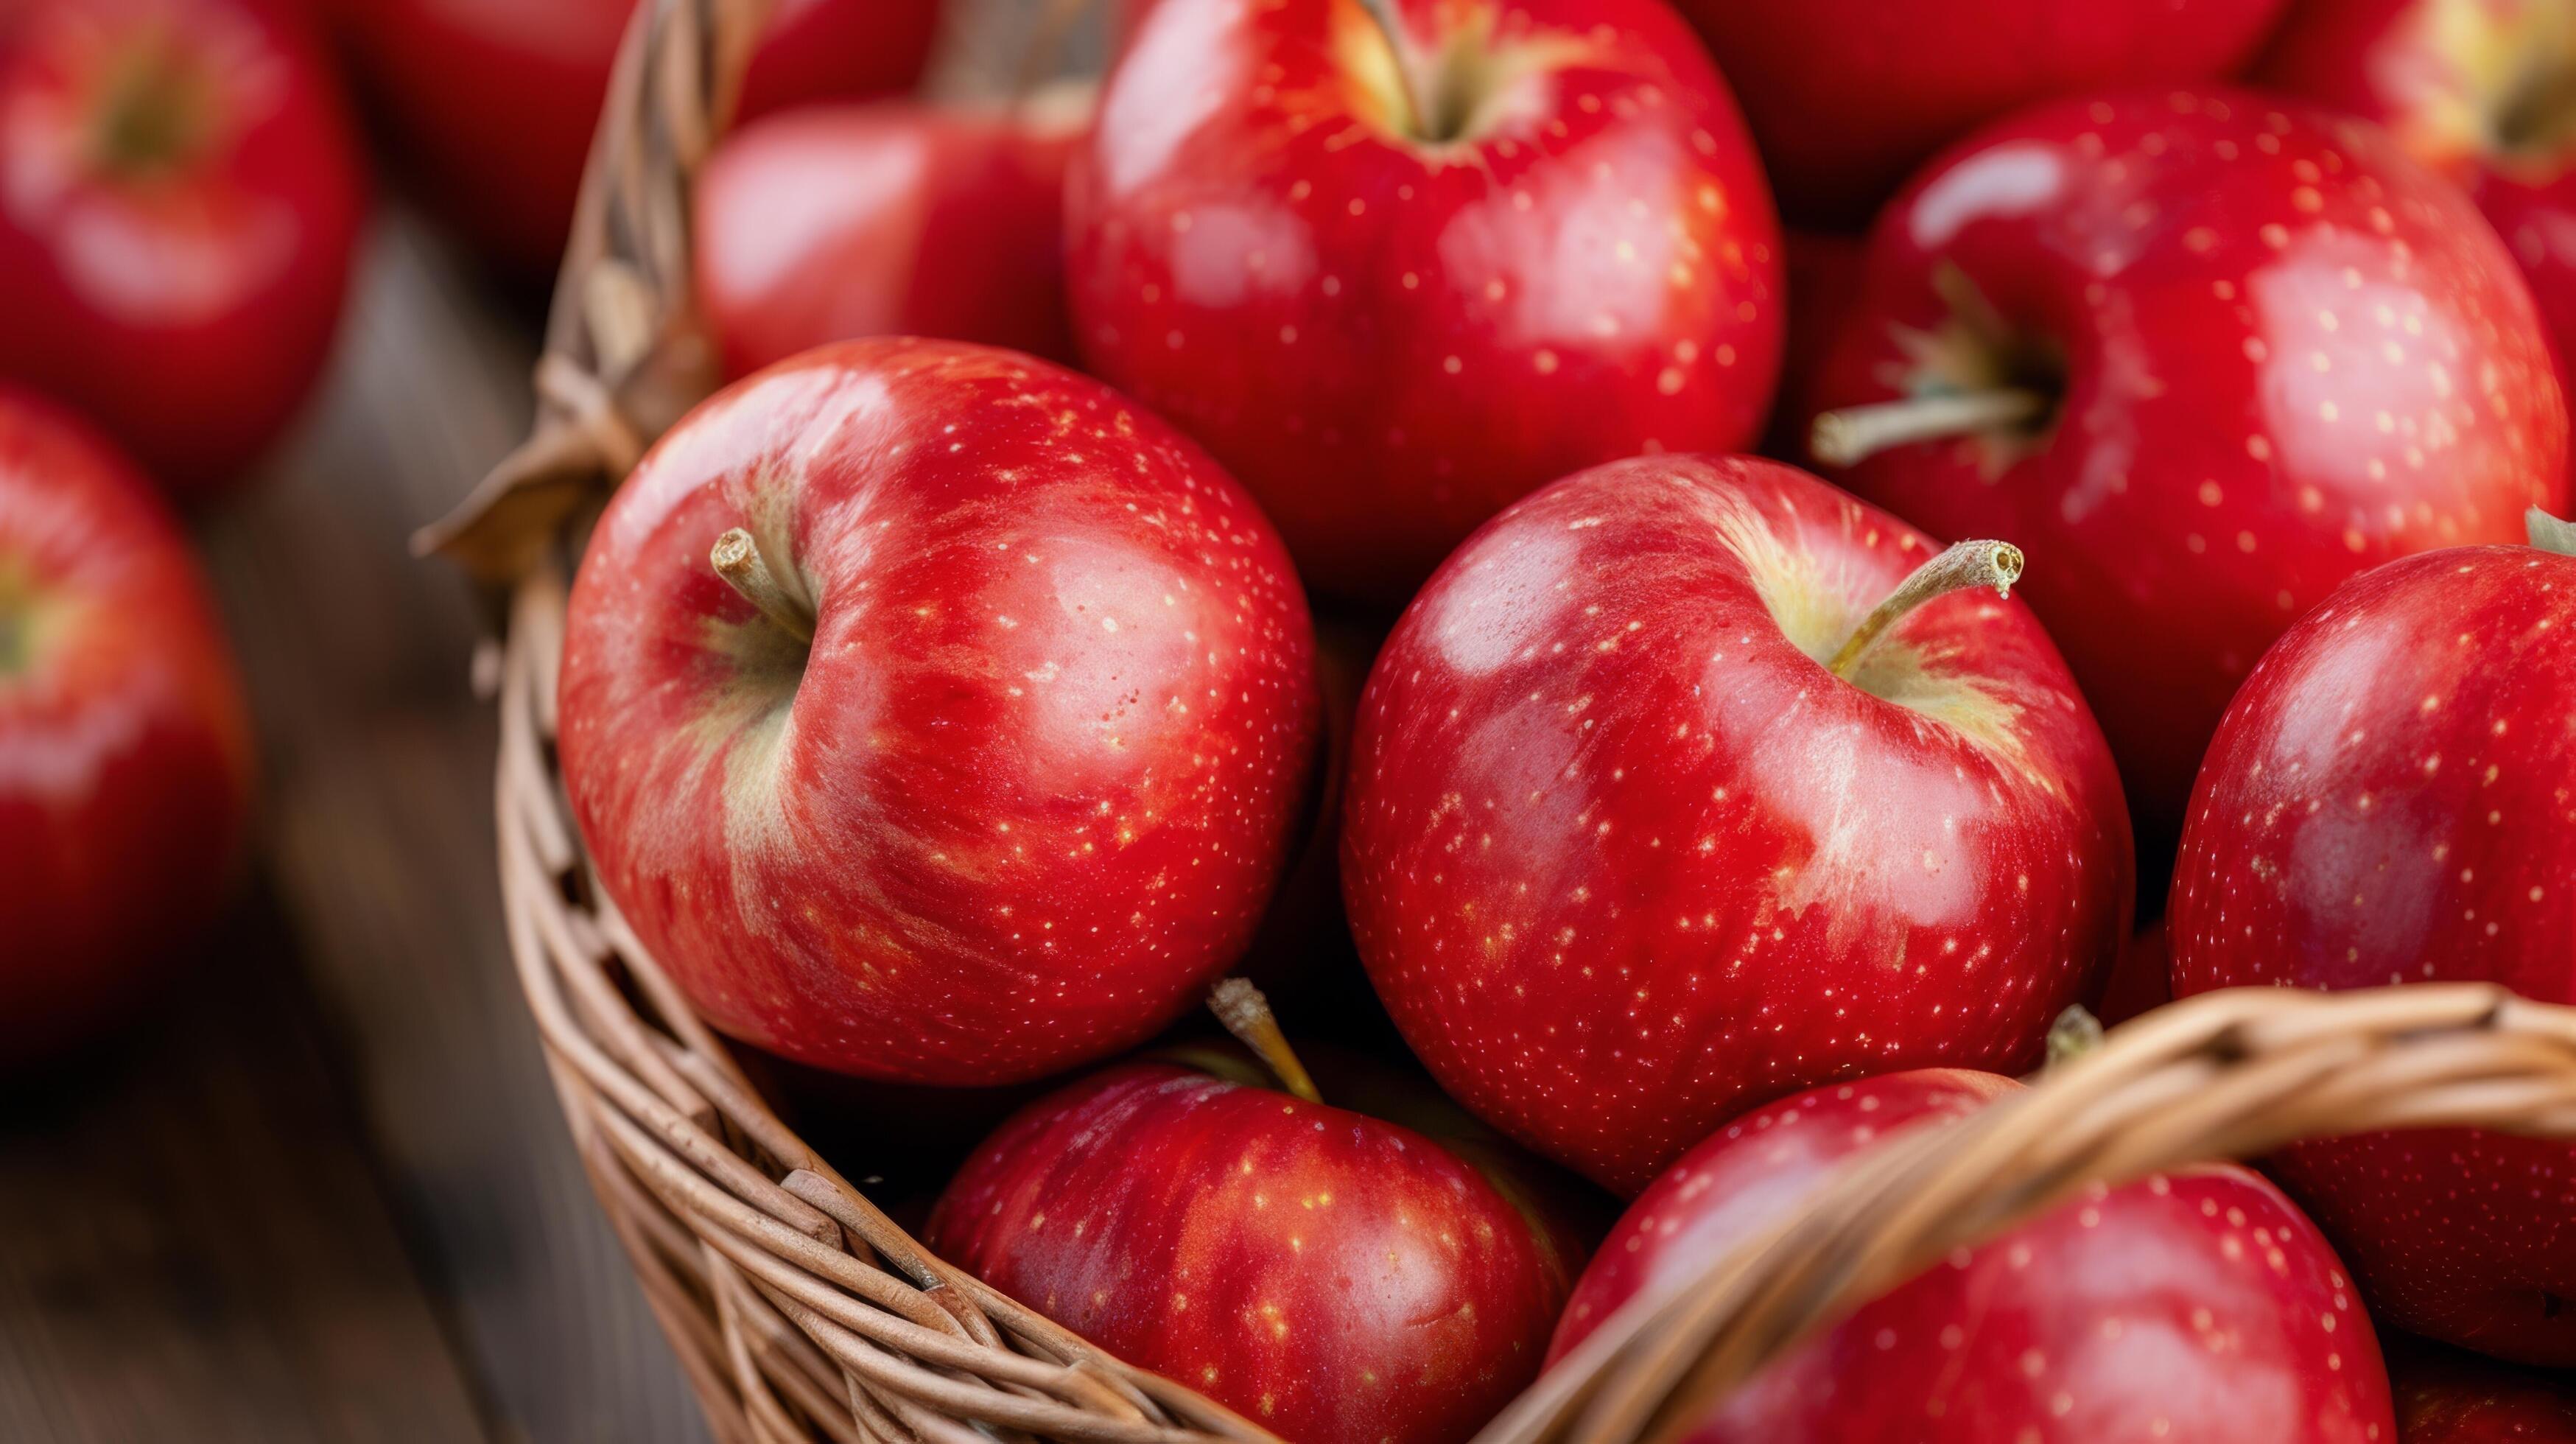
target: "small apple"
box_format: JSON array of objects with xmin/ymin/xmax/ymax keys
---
[
  {"xmin": 0, "ymin": 0, "xmax": 365, "ymax": 499},
  {"xmin": 2259, "ymin": 0, "xmax": 2576, "ymax": 405},
  {"xmin": 557, "ymin": 338, "xmax": 1322, "ymax": 1086},
  {"xmin": 2169, "ymin": 511, "xmax": 2576, "ymax": 1364},
  {"xmin": 0, "ymin": 388, "xmax": 253, "ymax": 1063},
  {"xmin": 1668, "ymin": 0, "xmax": 2290, "ymax": 225},
  {"xmin": 1807, "ymin": 88, "xmax": 2569, "ymax": 853},
  {"xmin": 1549, "ymin": 1069, "xmax": 2397, "ymax": 1442},
  {"xmin": 2390, "ymin": 1340, "xmax": 2576, "ymax": 1442},
  {"xmin": 1341, "ymin": 455, "xmax": 2132, "ymax": 1194},
  {"xmin": 1067, "ymin": 0, "xmax": 1785, "ymax": 602},
  {"xmin": 323, "ymin": 0, "xmax": 939, "ymax": 273},
  {"xmin": 695, "ymin": 89, "xmax": 1089, "ymax": 379},
  {"xmin": 927, "ymin": 984, "xmax": 1601, "ymax": 1444}
]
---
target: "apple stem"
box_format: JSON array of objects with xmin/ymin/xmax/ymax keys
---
[
  {"xmin": 2045, "ymin": 1004, "xmax": 2106, "ymax": 1071},
  {"xmin": 1207, "ymin": 978, "xmax": 1323, "ymax": 1105},
  {"xmin": 1826, "ymin": 539, "xmax": 2024, "ymax": 679},
  {"xmin": 710, "ymin": 528, "xmax": 814, "ymax": 645},
  {"xmin": 2530, "ymin": 506, "xmax": 2576, "ymax": 558},
  {"xmin": 1350, "ymin": 0, "xmax": 1433, "ymax": 140},
  {"xmin": 1809, "ymin": 388, "xmax": 2052, "ymax": 469}
]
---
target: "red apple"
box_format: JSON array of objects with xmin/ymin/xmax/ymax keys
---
[
  {"xmin": 324, "ymin": 0, "xmax": 938, "ymax": 273},
  {"xmin": 1808, "ymin": 88, "xmax": 2569, "ymax": 852},
  {"xmin": 2391, "ymin": 1342, "xmax": 2576, "ymax": 1442},
  {"xmin": 557, "ymin": 338, "xmax": 1322, "ymax": 1086},
  {"xmin": 0, "ymin": 0, "xmax": 365, "ymax": 500},
  {"xmin": 2259, "ymin": 0, "xmax": 2576, "ymax": 416},
  {"xmin": 1341, "ymin": 455, "xmax": 2132, "ymax": 1194},
  {"xmin": 2169, "ymin": 517, "xmax": 2576, "ymax": 1364},
  {"xmin": 1549, "ymin": 1069, "xmax": 2397, "ymax": 1442},
  {"xmin": 0, "ymin": 388, "xmax": 253, "ymax": 1062},
  {"xmin": 695, "ymin": 89, "xmax": 1088, "ymax": 381},
  {"xmin": 1668, "ymin": 0, "xmax": 2289, "ymax": 226},
  {"xmin": 1066, "ymin": 0, "xmax": 1785, "ymax": 602},
  {"xmin": 927, "ymin": 1025, "xmax": 1600, "ymax": 1444}
]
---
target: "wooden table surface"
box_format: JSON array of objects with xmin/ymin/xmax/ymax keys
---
[{"xmin": 0, "ymin": 218, "xmax": 712, "ymax": 1444}]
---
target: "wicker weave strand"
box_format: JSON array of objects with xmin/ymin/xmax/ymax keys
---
[{"xmin": 426, "ymin": 1, "xmax": 2576, "ymax": 1440}]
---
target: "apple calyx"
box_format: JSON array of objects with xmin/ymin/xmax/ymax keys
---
[
  {"xmin": 710, "ymin": 528, "xmax": 814, "ymax": 644},
  {"xmin": 1207, "ymin": 977, "xmax": 1324, "ymax": 1104},
  {"xmin": 88, "ymin": 31, "xmax": 213, "ymax": 178},
  {"xmin": 2043, "ymin": 1004, "xmax": 2106, "ymax": 1072},
  {"xmin": 1825, "ymin": 538, "xmax": 2024, "ymax": 679},
  {"xmin": 2530, "ymin": 506, "xmax": 2576, "ymax": 558}
]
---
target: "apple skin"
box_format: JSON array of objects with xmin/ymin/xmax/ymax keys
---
[
  {"xmin": 2169, "ymin": 539, "xmax": 2576, "ymax": 1364},
  {"xmin": 1671, "ymin": 0, "xmax": 2289, "ymax": 225},
  {"xmin": 1067, "ymin": 0, "xmax": 1784, "ymax": 603},
  {"xmin": 557, "ymin": 339, "xmax": 1322, "ymax": 1086},
  {"xmin": 1811, "ymin": 88, "xmax": 2570, "ymax": 852},
  {"xmin": 926, "ymin": 1045, "xmax": 1601, "ymax": 1444},
  {"xmin": 695, "ymin": 95, "xmax": 1085, "ymax": 380},
  {"xmin": 0, "ymin": 388, "xmax": 253, "ymax": 1063},
  {"xmin": 2256, "ymin": 0, "xmax": 2576, "ymax": 437},
  {"xmin": 1548, "ymin": 1069, "xmax": 2396, "ymax": 1443},
  {"xmin": 1341, "ymin": 455, "xmax": 2132, "ymax": 1195},
  {"xmin": 0, "ymin": 0, "xmax": 365, "ymax": 500},
  {"xmin": 2390, "ymin": 1342, "xmax": 2576, "ymax": 1442},
  {"xmin": 324, "ymin": 0, "xmax": 938, "ymax": 273}
]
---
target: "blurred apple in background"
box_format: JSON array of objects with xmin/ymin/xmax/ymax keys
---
[
  {"xmin": 695, "ymin": 86, "xmax": 1089, "ymax": 379},
  {"xmin": 1808, "ymin": 88, "xmax": 2569, "ymax": 861},
  {"xmin": 1343, "ymin": 456, "xmax": 2131, "ymax": 1194},
  {"xmin": 2390, "ymin": 1339, "xmax": 2576, "ymax": 1441},
  {"xmin": 324, "ymin": 0, "xmax": 941, "ymax": 275},
  {"xmin": 1671, "ymin": 0, "xmax": 2291, "ymax": 225},
  {"xmin": 557, "ymin": 338, "xmax": 1321, "ymax": 1087},
  {"xmin": 930, "ymin": 1025, "xmax": 1601, "ymax": 1444},
  {"xmin": 0, "ymin": 388, "xmax": 253, "ymax": 1065},
  {"xmin": 1068, "ymin": 0, "xmax": 1784, "ymax": 603},
  {"xmin": 0, "ymin": 0, "xmax": 365, "ymax": 500},
  {"xmin": 2259, "ymin": 0, "xmax": 2576, "ymax": 409},
  {"xmin": 2170, "ymin": 518, "xmax": 2576, "ymax": 1365},
  {"xmin": 1550, "ymin": 1069, "xmax": 2397, "ymax": 1442}
]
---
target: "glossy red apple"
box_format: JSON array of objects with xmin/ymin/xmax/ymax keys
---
[
  {"xmin": 1067, "ymin": 0, "xmax": 1784, "ymax": 602},
  {"xmin": 557, "ymin": 338, "xmax": 1321, "ymax": 1085},
  {"xmin": 927, "ymin": 1017, "xmax": 1600, "ymax": 1444},
  {"xmin": 0, "ymin": 388, "xmax": 253, "ymax": 1062},
  {"xmin": 1669, "ymin": 0, "xmax": 2289, "ymax": 225},
  {"xmin": 0, "ymin": 0, "xmax": 365, "ymax": 500},
  {"xmin": 1341, "ymin": 455, "xmax": 2132, "ymax": 1194},
  {"xmin": 2391, "ymin": 1342, "xmax": 2576, "ymax": 1441},
  {"xmin": 1808, "ymin": 88, "xmax": 2569, "ymax": 852},
  {"xmin": 2259, "ymin": 0, "xmax": 2576, "ymax": 406},
  {"xmin": 1548, "ymin": 1069, "xmax": 2397, "ymax": 1442},
  {"xmin": 2169, "ymin": 516, "xmax": 2576, "ymax": 1364},
  {"xmin": 326, "ymin": 0, "xmax": 938, "ymax": 273},
  {"xmin": 695, "ymin": 90, "xmax": 1088, "ymax": 380}
]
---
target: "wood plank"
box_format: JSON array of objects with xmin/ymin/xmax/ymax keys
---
[
  {"xmin": 200, "ymin": 216, "xmax": 711, "ymax": 1444},
  {"xmin": 0, "ymin": 890, "xmax": 488, "ymax": 1444}
]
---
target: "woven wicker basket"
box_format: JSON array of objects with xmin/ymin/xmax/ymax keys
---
[{"xmin": 421, "ymin": 2, "xmax": 2576, "ymax": 1440}]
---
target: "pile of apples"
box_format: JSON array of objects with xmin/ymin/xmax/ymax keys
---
[{"xmin": 13, "ymin": 0, "xmax": 2576, "ymax": 1438}]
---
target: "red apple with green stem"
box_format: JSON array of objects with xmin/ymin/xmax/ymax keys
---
[
  {"xmin": 2259, "ymin": 0, "xmax": 2576, "ymax": 407},
  {"xmin": 1341, "ymin": 455, "xmax": 2132, "ymax": 1195},
  {"xmin": 556, "ymin": 338, "xmax": 1322, "ymax": 1086},
  {"xmin": 0, "ymin": 0, "xmax": 365, "ymax": 500},
  {"xmin": 695, "ymin": 88, "xmax": 1089, "ymax": 380},
  {"xmin": 2390, "ymin": 1341, "xmax": 2576, "ymax": 1442},
  {"xmin": 2169, "ymin": 511, "xmax": 2576, "ymax": 1365},
  {"xmin": 1067, "ymin": 0, "xmax": 1784, "ymax": 603},
  {"xmin": 322, "ymin": 0, "xmax": 940, "ymax": 275},
  {"xmin": 1807, "ymin": 88, "xmax": 2570, "ymax": 861},
  {"xmin": 0, "ymin": 388, "xmax": 253, "ymax": 1063},
  {"xmin": 1668, "ymin": 0, "xmax": 2291, "ymax": 226},
  {"xmin": 1548, "ymin": 1068, "xmax": 2397, "ymax": 1442},
  {"xmin": 927, "ymin": 981, "xmax": 1601, "ymax": 1444}
]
